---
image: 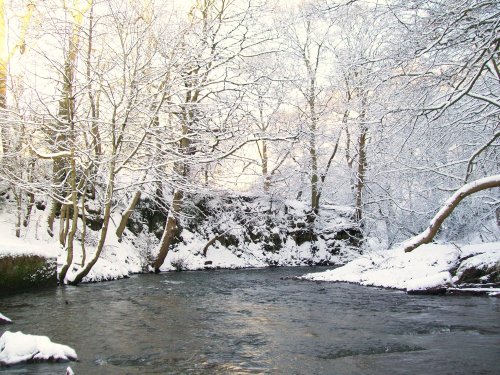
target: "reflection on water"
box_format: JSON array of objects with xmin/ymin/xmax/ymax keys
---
[{"xmin": 1, "ymin": 267, "xmax": 499, "ymax": 374}]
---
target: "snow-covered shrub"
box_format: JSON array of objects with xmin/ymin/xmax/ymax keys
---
[{"xmin": 171, "ymin": 256, "xmax": 188, "ymax": 272}]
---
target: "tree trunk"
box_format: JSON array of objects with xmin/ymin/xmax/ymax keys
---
[
  {"xmin": 58, "ymin": 204, "xmax": 68, "ymax": 246},
  {"xmin": 403, "ymin": 175, "xmax": 500, "ymax": 253},
  {"xmin": 309, "ymin": 109, "xmax": 319, "ymax": 214},
  {"xmin": 202, "ymin": 235, "xmax": 221, "ymax": 257},
  {"xmin": 14, "ymin": 187, "xmax": 21, "ymax": 238},
  {"xmin": 152, "ymin": 189, "xmax": 183, "ymax": 273},
  {"xmin": 116, "ymin": 189, "xmax": 142, "ymax": 240},
  {"xmin": 58, "ymin": 152, "xmax": 79, "ymax": 284},
  {"xmin": 80, "ymin": 194, "xmax": 87, "ymax": 267},
  {"xmin": 261, "ymin": 140, "xmax": 271, "ymax": 192},
  {"xmin": 46, "ymin": 196, "xmax": 59, "ymax": 237},
  {"xmin": 69, "ymin": 157, "xmax": 115, "ymax": 285},
  {"xmin": 0, "ymin": 0, "xmax": 8, "ymax": 153},
  {"xmin": 355, "ymin": 124, "xmax": 367, "ymax": 223},
  {"xmin": 49, "ymin": 1, "xmax": 91, "ymax": 236}
]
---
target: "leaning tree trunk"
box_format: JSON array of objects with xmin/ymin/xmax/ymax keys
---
[
  {"xmin": 116, "ymin": 171, "xmax": 149, "ymax": 240},
  {"xmin": 152, "ymin": 189, "xmax": 183, "ymax": 273},
  {"xmin": 116, "ymin": 189, "xmax": 142, "ymax": 240},
  {"xmin": 403, "ymin": 175, "xmax": 500, "ymax": 253}
]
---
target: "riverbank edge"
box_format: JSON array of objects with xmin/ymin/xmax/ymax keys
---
[
  {"xmin": 300, "ymin": 242, "xmax": 500, "ymax": 297},
  {"xmin": 302, "ymin": 278, "xmax": 500, "ymax": 297}
]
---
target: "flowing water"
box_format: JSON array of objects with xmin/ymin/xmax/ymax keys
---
[{"xmin": 1, "ymin": 267, "xmax": 499, "ymax": 374}]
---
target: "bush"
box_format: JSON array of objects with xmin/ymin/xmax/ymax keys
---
[{"xmin": 171, "ymin": 256, "xmax": 188, "ymax": 272}]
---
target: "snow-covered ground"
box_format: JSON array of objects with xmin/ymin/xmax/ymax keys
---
[
  {"xmin": 0, "ymin": 331, "xmax": 77, "ymax": 366},
  {"xmin": 152, "ymin": 197, "xmax": 361, "ymax": 272},
  {"xmin": 302, "ymin": 242, "xmax": 500, "ymax": 295},
  {"xmin": 0, "ymin": 213, "xmax": 60, "ymax": 260},
  {"xmin": 0, "ymin": 208, "xmax": 144, "ymax": 284}
]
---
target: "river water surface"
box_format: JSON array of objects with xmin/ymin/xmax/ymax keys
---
[{"xmin": 1, "ymin": 267, "xmax": 499, "ymax": 374}]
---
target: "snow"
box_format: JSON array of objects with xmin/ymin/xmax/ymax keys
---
[
  {"xmin": 405, "ymin": 272, "xmax": 452, "ymax": 292},
  {"xmin": 0, "ymin": 208, "xmax": 143, "ymax": 284},
  {"xmin": 63, "ymin": 215, "xmax": 143, "ymax": 283},
  {"xmin": 152, "ymin": 198, "xmax": 361, "ymax": 272},
  {"xmin": 156, "ymin": 228, "xmax": 359, "ymax": 272},
  {"xmin": 0, "ymin": 313, "xmax": 12, "ymax": 324},
  {"xmin": 301, "ymin": 242, "xmax": 500, "ymax": 293},
  {"xmin": 401, "ymin": 175, "xmax": 500, "ymax": 252},
  {"xmin": 0, "ymin": 331, "xmax": 77, "ymax": 366},
  {"xmin": 453, "ymin": 243, "xmax": 500, "ymax": 283},
  {"xmin": 2, "ymin": 190, "xmax": 499, "ymax": 294},
  {"xmin": 0, "ymin": 213, "xmax": 59, "ymax": 260},
  {"xmin": 2, "ymin": 197, "xmax": 340, "ymax": 282}
]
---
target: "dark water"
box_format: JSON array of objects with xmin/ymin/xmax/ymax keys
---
[{"xmin": 1, "ymin": 267, "xmax": 499, "ymax": 374}]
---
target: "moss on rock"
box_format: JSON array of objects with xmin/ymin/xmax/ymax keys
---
[{"xmin": 0, "ymin": 255, "xmax": 57, "ymax": 294}]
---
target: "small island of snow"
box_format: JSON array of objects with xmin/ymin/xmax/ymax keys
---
[{"xmin": 0, "ymin": 331, "xmax": 77, "ymax": 366}]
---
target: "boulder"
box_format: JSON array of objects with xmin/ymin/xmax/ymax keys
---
[{"xmin": 455, "ymin": 254, "xmax": 500, "ymax": 284}]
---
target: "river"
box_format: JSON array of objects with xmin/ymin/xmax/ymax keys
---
[{"xmin": 1, "ymin": 267, "xmax": 499, "ymax": 374}]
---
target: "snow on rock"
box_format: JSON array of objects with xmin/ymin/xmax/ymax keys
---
[
  {"xmin": 301, "ymin": 242, "xmax": 500, "ymax": 294},
  {"xmin": 0, "ymin": 331, "xmax": 77, "ymax": 366},
  {"xmin": 454, "ymin": 243, "xmax": 500, "ymax": 284},
  {"xmin": 0, "ymin": 313, "xmax": 12, "ymax": 325},
  {"xmin": 406, "ymin": 272, "xmax": 452, "ymax": 294},
  {"xmin": 151, "ymin": 197, "xmax": 363, "ymax": 272}
]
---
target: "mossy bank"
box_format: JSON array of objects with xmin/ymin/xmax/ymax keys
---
[{"xmin": 0, "ymin": 255, "xmax": 57, "ymax": 294}]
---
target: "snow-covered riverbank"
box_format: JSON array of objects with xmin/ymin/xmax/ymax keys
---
[
  {"xmin": 1, "ymin": 197, "xmax": 498, "ymax": 292},
  {"xmin": 0, "ymin": 198, "xmax": 362, "ymax": 284},
  {"xmin": 302, "ymin": 242, "xmax": 500, "ymax": 295}
]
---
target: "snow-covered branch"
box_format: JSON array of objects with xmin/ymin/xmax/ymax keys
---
[{"xmin": 403, "ymin": 175, "xmax": 500, "ymax": 253}]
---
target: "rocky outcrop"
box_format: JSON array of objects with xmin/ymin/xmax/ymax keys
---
[
  {"xmin": 121, "ymin": 194, "xmax": 362, "ymax": 268},
  {"xmin": 455, "ymin": 258, "xmax": 499, "ymax": 284}
]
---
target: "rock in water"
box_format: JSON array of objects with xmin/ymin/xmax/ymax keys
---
[
  {"xmin": 0, "ymin": 331, "xmax": 77, "ymax": 366},
  {"xmin": 0, "ymin": 313, "xmax": 12, "ymax": 325}
]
